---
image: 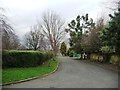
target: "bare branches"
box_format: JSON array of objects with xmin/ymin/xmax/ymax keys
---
[
  {"xmin": 103, "ymin": 0, "xmax": 120, "ymax": 11},
  {"xmin": 41, "ymin": 11, "xmax": 66, "ymax": 55},
  {"xmin": 24, "ymin": 25, "xmax": 48, "ymax": 51},
  {"xmin": 0, "ymin": 7, "xmax": 20, "ymax": 50},
  {"xmin": 23, "ymin": 11, "xmax": 66, "ymax": 53},
  {"xmin": 0, "ymin": 7, "xmax": 14, "ymax": 35}
]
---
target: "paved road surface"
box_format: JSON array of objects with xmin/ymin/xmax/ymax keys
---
[{"xmin": 3, "ymin": 57, "xmax": 118, "ymax": 88}]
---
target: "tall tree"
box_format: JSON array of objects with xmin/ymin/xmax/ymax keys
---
[
  {"xmin": 0, "ymin": 8, "xmax": 13, "ymax": 35},
  {"xmin": 66, "ymin": 14, "xmax": 95, "ymax": 53},
  {"xmin": 25, "ymin": 25, "xmax": 45, "ymax": 50},
  {"xmin": 60, "ymin": 42, "xmax": 67, "ymax": 56},
  {"xmin": 40, "ymin": 11, "xmax": 66, "ymax": 55},
  {"xmin": 100, "ymin": 6, "xmax": 120, "ymax": 53},
  {"xmin": 0, "ymin": 8, "xmax": 20, "ymax": 50},
  {"xmin": 82, "ymin": 17, "xmax": 105, "ymax": 53}
]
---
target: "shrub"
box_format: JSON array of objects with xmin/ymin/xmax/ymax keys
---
[
  {"xmin": 90, "ymin": 53, "xmax": 99, "ymax": 62},
  {"xmin": 100, "ymin": 46, "xmax": 112, "ymax": 53},
  {"xmin": 69, "ymin": 50, "xmax": 74, "ymax": 57},
  {"xmin": 2, "ymin": 50, "xmax": 53, "ymax": 68},
  {"xmin": 102, "ymin": 53, "xmax": 111, "ymax": 63},
  {"xmin": 90, "ymin": 53, "xmax": 104, "ymax": 63},
  {"xmin": 98, "ymin": 56, "xmax": 104, "ymax": 63},
  {"xmin": 110, "ymin": 54, "xmax": 120, "ymax": 66}
]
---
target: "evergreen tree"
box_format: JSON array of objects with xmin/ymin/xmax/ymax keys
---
[
  {"xmin": 100, "ymin": 8, "xmax": 120, "ymax": 53},
  {"xmin": 66, "ymin": 14, "xmax": 95, "ymax": 53},
  {"xmin": 60, "ymin": 42, "xmax": 67, "ymax": 56}
]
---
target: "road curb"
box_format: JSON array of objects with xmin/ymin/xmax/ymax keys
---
[{"xmin": 1, "ymin": 60, "xmax": 60, "ymax": 86}]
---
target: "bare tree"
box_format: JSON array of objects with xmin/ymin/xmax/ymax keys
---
[
  {"xmin": 40, "ymin": 11, "xmax": 66, "ymax": 55},
  {"xmin": 104, "ymin": 0, "xmax": 120, "ymax": 11},
  {"xmin": 0, "ymin": 7, "xmax": 20, "ymax": 50},
  {"xmin": 25, "ymin": 25, "xmax": 45, "ymax": 50},
  {"xmin": 81, "ymin": 17, "xmax": 105, "ymax": 53},
  {"xmin": 2, "ymin": 30, "xmax": 20, "ymax": 50},
  {"xmin": 10, "ymin": 34, "xmax": 21, "ymax": 49},
  {"xmin": 38, "ymin": 38, "xmax": 51, "ymax": 51},
  {"xmin": 0, "ymin": 8, "xmax": 13, "ymax": 35}
]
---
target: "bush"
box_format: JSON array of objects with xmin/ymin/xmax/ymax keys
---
[
  {"xmin": 2, "ymin": 50, "xmax": 53, "ymax": 68},
  {"xmin": 90, "ymin": 53, "xmax": 99, "ymax": 62},
  {"xmin": 110, "ymin": 54, "xmax": 120, "ymax": 66},
  {"xmin": 100, "ymin": 46, "xmax": 112, "ymax": 53},
  {"xmin": 102, "ymin": 53, "xmax": 111, "ymax": 63},
  {"xmin": 90, "ymin": 53, "xmax": 104, "ymax": 62},
  {"xmin": 69, "ymin": 51, "xmax": 74, "ymax": 57}
]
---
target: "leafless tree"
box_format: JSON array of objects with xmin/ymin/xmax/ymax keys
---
[
  {"xmin": 0, "ymin": 7, "xmax": 20, "ymax": 50},
  {"xmin": 38, "ymin": 38, "xmax": 51, "ymax": 51},
  {"xmin": 40, "ymin": 11, "xmax": 66, "ymax": 55},
  {"xmin": 24, "ymin": 25, "xmax": 45, "ymax": 50},
  {"xmin": 81, "ymin": 17, "xmax": 105, "ymax": 53},
  {"xmin": 0, "ymin": 8, "xmax": 13, "ymax": 35},
  {"xmin": 103, "ymin": 0, "xmax": 120, "ymax": 11},
  {"xmin": 10, "ymin": 34, "xmax": 21, "ymax": 49}
]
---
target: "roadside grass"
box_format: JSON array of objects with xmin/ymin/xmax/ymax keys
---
[
  {"xmin": 0, "ymin": 69, "xmax": 2, "ymax": 84},
  {"xmin": 2, "ymin": 58, "xmax": 58, "ymax": 84}
]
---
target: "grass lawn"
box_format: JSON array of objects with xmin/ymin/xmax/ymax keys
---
[
  {"xmin": 0, "ymin": 69, "xmax": 2, "ymax": 84},
  {"xmin": 2, "ymin": 58, "xmax": 58, "ymax": 84}
]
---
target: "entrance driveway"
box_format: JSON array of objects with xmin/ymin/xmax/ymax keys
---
[{"xmin": 3, "ymin": 57, "xmax": 118, "ymax": 88}]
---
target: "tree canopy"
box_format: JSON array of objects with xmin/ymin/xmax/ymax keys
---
[
  {"xmin": 60, "ymin": 42, "xmax": 67, "ymax": 56},
  {"xmin": 100, "ymin": 8, "xmax": 120, "ymax": 53},
  {"xmin": 65, "ymin": 14, "xmax": 95, "ymax": 53}
]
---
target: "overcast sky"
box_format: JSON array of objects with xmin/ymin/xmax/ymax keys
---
[{"xmin": 0, "ymin": 0, "xmax": 112, "ymax": 42}]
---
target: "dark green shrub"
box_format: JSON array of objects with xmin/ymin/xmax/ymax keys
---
[
  {"xmin": 69, "ymin": 51, "xmax": 74, "ymax": 57},
  {"xmin": 2, "ymin": 50, "xmax": 53, "ymax": 68},
  {"xmin": 102, "ymin": 53, "xmax": 111, "ymax": 63}
]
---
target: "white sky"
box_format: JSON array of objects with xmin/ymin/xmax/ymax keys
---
[{"xmin": 0, "ymin": 0, "xmax": 113, "ymax": 42}]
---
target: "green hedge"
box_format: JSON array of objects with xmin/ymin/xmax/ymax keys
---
[{"xmin": 2, "ymin": 50, "xmax": 53, "ymax": 68}]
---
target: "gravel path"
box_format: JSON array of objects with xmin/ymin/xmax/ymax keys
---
[{"xmin": 3, "ymin": 57, "xmax": 118, "ymax": 88}]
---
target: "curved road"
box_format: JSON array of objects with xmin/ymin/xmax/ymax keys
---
[{"xmin": 3, "ymin": 57, "xmax": 118, "ymax": 88}]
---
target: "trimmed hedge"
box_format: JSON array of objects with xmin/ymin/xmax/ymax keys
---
[{"xmin": 2, "ymin": 50, "xmax": 53, "ymax": 68}]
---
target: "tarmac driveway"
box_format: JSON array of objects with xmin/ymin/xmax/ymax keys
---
[{"xmin": 3, "ymin": 57, "xmax": 118, "ymax": 88}]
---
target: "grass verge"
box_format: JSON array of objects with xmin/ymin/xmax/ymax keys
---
[{"xmin": 2, "ymin": 58, "xmax": 58, "ymax": 84}]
